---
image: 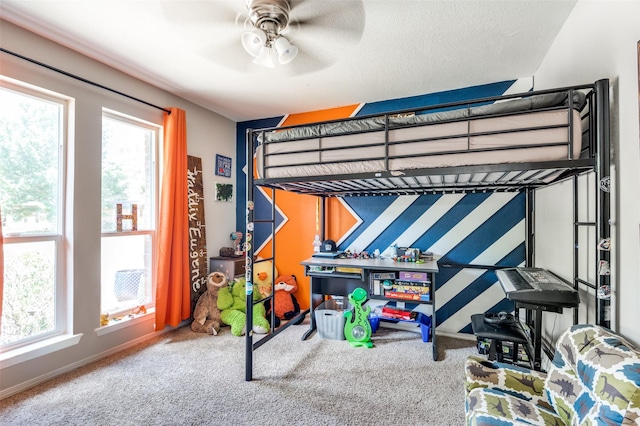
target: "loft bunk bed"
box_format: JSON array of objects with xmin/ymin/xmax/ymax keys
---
[{"xmin": 243, "ymin": 79, "xmax": 611, "ymax": 380}]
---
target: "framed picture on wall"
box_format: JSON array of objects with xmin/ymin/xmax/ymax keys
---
[
  {"xmin": 215, "ymin": 183, "xmax": 233, "ymax": 202},
  {"xmin": 215, "ymin": 154, "xmax": 232, "ymax": 178}
]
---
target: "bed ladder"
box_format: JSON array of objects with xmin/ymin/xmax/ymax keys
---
[
  {"xmin": 572, "ymin": 78, "xmax": 610, "ymax": 329},
  {"xmin": 245, "ymin": 132, "xmax": 309, "ymax": 381}
]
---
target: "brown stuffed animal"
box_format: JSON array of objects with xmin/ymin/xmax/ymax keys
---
[{"xmin": 191, "ymin": 271, "xmax": 227, "ymax": 335}]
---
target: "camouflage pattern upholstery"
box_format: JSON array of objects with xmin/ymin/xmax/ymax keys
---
[
  {"xmin": 465, "ymin": 356, "xmax": 562, "ymax": 425},
  {"xmin": 545, "ymin": 324, "xmax": 640, "ymax": 425},
  {"xmin": 465, "ymin": 325, "xmax": 640, "ymax": 425}
]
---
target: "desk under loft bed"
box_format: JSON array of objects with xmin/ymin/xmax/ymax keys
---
[{"xmin": 243, "ymin": 79, "xmax": 611, "ymax": 381}]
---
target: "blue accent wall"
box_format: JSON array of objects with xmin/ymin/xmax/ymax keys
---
[
  {"xmin": 356, "ymin": 80, "xmax": 516, "ymax": 116},
  {"xmin": 337, "ymin": 192, "xmax": 525, "ymax": 331}
]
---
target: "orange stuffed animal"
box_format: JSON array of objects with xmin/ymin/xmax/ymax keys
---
[{"xmin": 270, "ymin": 274, "xmax": 302, "ymax": 327}]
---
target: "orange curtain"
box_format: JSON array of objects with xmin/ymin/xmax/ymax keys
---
[{"xmin": 155, "ymin": 108, "xmax": 190, "ymax": 330}]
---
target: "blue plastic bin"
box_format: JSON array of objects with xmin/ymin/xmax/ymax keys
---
[
  {"xmin": 369, "ymin": 315, "xmax": 380, "ymax": 333},
  {"xmin": 417, "ymin": 313, "xmax": 431, "ymax": 342}
]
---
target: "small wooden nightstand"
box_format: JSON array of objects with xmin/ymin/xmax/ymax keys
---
[{"xmin": 209, "ymin": 256, "xmax": 245, "ymax": 279}]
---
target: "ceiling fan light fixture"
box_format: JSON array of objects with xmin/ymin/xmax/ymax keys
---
[
  {"xmin": 242, "ymin": 0, "xmax": 296, "ymax": 67},
  {"xmin": 241, "ymin": 30, "xmax": 266, "ymax": 57},
  {"xmin": 252, "ymin": 48, "xmax": 275, "ymax": 68},
  {"xmin": 274, "ymin": 36, "xmax": 297, "ymax": 64}
]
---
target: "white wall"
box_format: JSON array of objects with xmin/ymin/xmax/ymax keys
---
[
  {"xmin": 0, "ymin": 20, "xmax": 235, "ymax": 395},
  {"xmin": 533, "ymin": 0, "xmax": 640, "ymax": 345}
]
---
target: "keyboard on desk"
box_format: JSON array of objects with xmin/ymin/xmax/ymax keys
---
[{"xmin": 496, "ymin": 267, "xmax": 580, "ymax": 308}]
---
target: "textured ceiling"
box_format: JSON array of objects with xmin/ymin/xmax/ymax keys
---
[{"xmin": 0, "ymin": 0, "xmax": 578, "ymax": 122}]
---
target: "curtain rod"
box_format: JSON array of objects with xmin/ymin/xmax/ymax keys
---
[{"xmin": 1, "ymin": 47, "xmax": 171, "ymax": 115}]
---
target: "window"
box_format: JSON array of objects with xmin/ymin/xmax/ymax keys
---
[
  {"xmin": 101, "ymin": 111, "xmax": 159, "ymax": 318},
  {"xmin": 0, "ymin": 80, "xmax": 68, "ymax": 349}
]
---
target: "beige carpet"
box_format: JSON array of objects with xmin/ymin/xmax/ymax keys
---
[{"xmin": 0, "ymin": 320, "xmax": 477, "ymax": 425}]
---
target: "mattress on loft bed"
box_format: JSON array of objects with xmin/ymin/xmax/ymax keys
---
[{"xmin": 255, "ymin": 91, "xmax": 588, "ymax": 180}]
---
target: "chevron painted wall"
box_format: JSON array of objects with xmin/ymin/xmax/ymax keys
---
[{"xmin": 237, "ymin": 78, "xmax": 532, "ymax": 335}]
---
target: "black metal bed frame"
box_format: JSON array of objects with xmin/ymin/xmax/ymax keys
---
[{"xmin": 243, "ymin": 79, "xmax": 610, "ymax": 381}]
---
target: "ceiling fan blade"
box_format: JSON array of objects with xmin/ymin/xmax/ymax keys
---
[
  {"xmin": 287, "ymin": 0, "xmax": 365, "ymax": 43},
  {"xmin": 198, "ymin": 31, "xmax": 258, "ymax": 70},
  {"xmin": 278, "ymin": 47, "xmax": 332, "ymax": 76}
]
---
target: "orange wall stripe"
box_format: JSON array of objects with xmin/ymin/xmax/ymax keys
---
[
  {"xmin": 280, "ymin": 104, "xmax": 360, "ymax": 127},
  {"xmin": 326, "ymin": 198, "xmax": 357, "ymax": 243},
  {"xmin": 257, "ymin": 104, "xmax": 361, "ymax": 311}
]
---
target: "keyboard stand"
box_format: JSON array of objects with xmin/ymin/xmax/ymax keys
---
[
  {"xmin": 516, "ymin": 301, "xmax": 563, "ymax": 371},
  {"xmin": 471, "ymin": 314, "xmax": 534, "ymax": 369}
]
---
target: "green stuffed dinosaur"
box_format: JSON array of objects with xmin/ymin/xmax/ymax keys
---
[{"xmin": 217, "ymin": 276, "xmax": 270, "ymax": 336}]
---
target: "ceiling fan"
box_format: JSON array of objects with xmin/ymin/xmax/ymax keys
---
[
  {"xmin": 241, "ymin": 0, "xmax": 298, "ymax": 68},
  {"xmin": 231, "ymin": 0, "xmax": 366, "ymax": 73},
  {"xmin": 162, "ymin": 0, "xmax": 365, "ymax": 75}
]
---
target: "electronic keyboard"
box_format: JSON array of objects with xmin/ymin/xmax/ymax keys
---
[{"xmin": 496, "ymin": 267, "xmax": 580, "ymax": 308}]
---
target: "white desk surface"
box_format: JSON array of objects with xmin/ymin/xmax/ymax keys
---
[{"xmin": 301, "ymin": 257, "xmax": 438, "ymax": 273}]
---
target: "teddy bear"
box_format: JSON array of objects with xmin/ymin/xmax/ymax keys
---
[
  {"xmin": 191, "ymin": 271, "xmax": 226, "ymax": 335},
  {"xmin": 253, "ymin": 258, "xmax": 277, "ymax": 299},
  {"xmin": 217, "ymin": 276, "xmax": 270, "ymax": 336},
  {"xmin": 267, "ymin": 274, "xmax": 303, "ymax": 327}
]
